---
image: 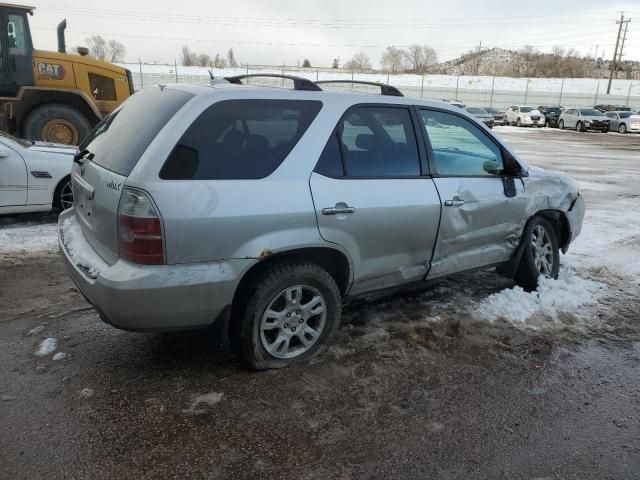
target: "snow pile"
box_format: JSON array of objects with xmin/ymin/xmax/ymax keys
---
[
  {"xmin": 35, "ymin": 338, "xmax": 57, "ymax": 357},
  {"xmin": 182, "ymin": 392, "xmax": 224, "ymax": 415},
  {"xmin": 475, "ymin": 273, "xmax": 605, "ymax": 327},
  {"xmin": 52, "ymin": 352, "xmax": 67, "ymax": 361},
  {"xmin": 0, "ymin": 222, "xmax": 58, "ymax": 254},
  {"xmin": 79, "ymin": 388, "xmax": 94, "ymax": 399},
  {"xmin": 61, "ymin": 216, "xmax": 108, "ymax": 277}
]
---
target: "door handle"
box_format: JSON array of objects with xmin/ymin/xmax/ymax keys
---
[
  {"xmin": 444, "ymin": 196, "xmax": 465, "ymax": 207},
  {"xmin": 322, "ymin": 206, "xmax": 355, "ymax": 215}
]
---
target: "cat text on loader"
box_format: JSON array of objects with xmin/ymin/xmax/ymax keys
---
[{"xmin": 0, "ymin": 3, "xmax": 133, "ymax": 145}]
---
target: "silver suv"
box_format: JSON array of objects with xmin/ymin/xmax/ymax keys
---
[{"xmin": 58, "ymin": 77, "xmax": 585, "ymax": 369}]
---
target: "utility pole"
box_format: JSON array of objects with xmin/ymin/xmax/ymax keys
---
[
  {"xmin": 617, "ymin": 19, "xmax": 630, "ymax": 74},
  {"xmin": 607, "ymin": 13, "xmax": 631, "ymax": 93}
]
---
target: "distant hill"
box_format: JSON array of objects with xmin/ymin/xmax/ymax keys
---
[{"xmin": 432, "ymin": 47, "xmax": 640, "ymax": 80}]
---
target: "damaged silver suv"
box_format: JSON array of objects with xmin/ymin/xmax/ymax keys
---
[{"xmin": 58, "ymin": 76, "xmax": 585, "ymax": 370}]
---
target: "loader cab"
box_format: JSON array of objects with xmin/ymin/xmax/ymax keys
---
[{"xmin": 0, "ymin": 4, "xmax": 34, "ymax": 96}]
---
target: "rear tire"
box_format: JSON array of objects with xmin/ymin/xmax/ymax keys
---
[
  {"xmin": 516, "ymin": 118, "xmax": 522, "ymax": 127},
  {"xmin": 231, "ymin": 261, "xmax": 342, "ymax": 370},
  {"xmin": 576, "ymin": 121, "xmax": 583, "ymax": 132},
  {"xmin": 559, "ymin": 119, "xmax": 565, "ymax": 129},
  {"xmin": 514, "ymin": 216, "xmax": 560, "ymax": 292},
  {"xmin": 22, "ymin": 104, "xmax": 91, "ymax": 145},
  {"xmin": 619, "ymin": 123, "xmax": 627, "ymax": 134}
]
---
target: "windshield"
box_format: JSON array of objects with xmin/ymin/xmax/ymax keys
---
[
  {"xmin": 0, "ymin": 129, "xmax": 31, "ymax": 148},
  {"xmin": 579, "ymin": 108, "xmax": 602, "ymax": 116},
  {"xmin": 484, "ymin": 107, "xmax": 498, "ymax": 113},
  {"xmin": 545, "ymin": 107, "xmax": 562, "ymax": 114},
  {"xmin": 520, "ymin": 107, "xmax": 535, "ymax": 113},
  {"xmin": 467, "ymin": 108, "xmax": 489, "ymax": 115}
]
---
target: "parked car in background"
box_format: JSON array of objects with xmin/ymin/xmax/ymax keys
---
[
  {"xmin": 594, "ymin": 104, "xmax": 635, "ymax": 113},
  {"xmin": 0, "ymin": 132, "xmax": 75, "ymax": 215},
  {"xmin": 465, "ymin": 107, "xmax": 495, "ymax": 128},
  {"xmin": 58, "ymin": 81, "xmax": 584, "ymax": 370},
  {"xmin": 484, "ymin": 107, "xmax": 507, "ymax": 126},
  {"xmin": 504, "ymin": 106, "xmax": 545, "ymax": 127},
  {"xmin": 559, "ymin": 108, "xmax": 610, "ymax": 132},
  {"xmin": 604, "ymin": 111, "xmax": 640, "ymax": 134},
  {"xmin": 538, "ymin": 106, "xmax": 563, "ymax": 128}
]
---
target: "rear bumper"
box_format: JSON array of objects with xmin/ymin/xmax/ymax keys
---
[{"xmin": 58, "ymin": 209, "xmax": 252, "ymax": 332}]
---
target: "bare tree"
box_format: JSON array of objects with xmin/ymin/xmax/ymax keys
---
[
  {"xmin": 227, "ymin": 48, "xmax": 238, "ymax": 68},
  {"xmin": 86, "ymin": 35, "xmax": 108, "ymax": 61},
  {"xmin": 332, "ymin": 58, "xmax": 339, "ymax": 69},
  {"xmin": 406, "ymin": 44, "xmax": 439, "ymax": 73},
  {"xmin": 422, "ymin": 45, "xmax": 438, "ymax": 71},
  {"xmin": 182, "ymin": 45, "xmax": 196, "ymax": 66},
  {"xmin": 344, "ymin": 51, "xmax": 372, "ymax": 71},
  {"xmin": 381, "ymin": 46, "xmax": 407, "ymax": 73},
  {"xmin": 107, "ymin": 39, "xmax": 126, "ymax": 63},
  {"xmin": 302, "ymin": 58, "xmax": 311, "ymax": 68},
  {"xmin": 198, "ymin": 53, "xmax": 211, "ymax": 67}
]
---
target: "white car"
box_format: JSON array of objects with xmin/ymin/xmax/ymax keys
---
[
  {"xmin": 0, "ymin": 132, "xmax": 76, "ymax": 215},
  {"xmin": 505, "ymin": 106, "xmax": 545, "ymax": 127}
]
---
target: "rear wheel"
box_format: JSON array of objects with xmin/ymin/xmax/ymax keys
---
[
  {"xmin": 514, "ymin": 216, "xmax": 560, "ymax": 291},
  {"xmin": 516, "ymin": 118, "xmax": 522, "ymax": 127},
  {"xmin": 22, "ymin": 104, "xmax": 91, "ymax": 145},
  {"xmin": 545, "ymin": 120, "xmax": 550, "ymax": 128},
  {"xmin": 576, "ymin": 121, "xmax": 583, "ymax": 132},
  {"xmin": 53, "ymin": 175, "xmax": 74, "ymax": 211},
  {"xmin": 619, "ymin": 123, "xmax": 627, "ymax": 134},
  {"xmin": 559, "ymin": 119, "xmax": 565, "ymax": 129},
  {"xmin": 232, "ymin": 262, "xmax": 342, "ymax": 370}
]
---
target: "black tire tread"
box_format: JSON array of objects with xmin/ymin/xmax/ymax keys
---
[
  {"xmin": 232, "ymin": 261, "xmax": 341, "ymax": 370},
  {"xmin": 513, "ymin": 216, "xmax": 560, "ymax": 292},
  {"xmin": 22, "ymin": 103, "xmax": 91, "ymax": 145}
]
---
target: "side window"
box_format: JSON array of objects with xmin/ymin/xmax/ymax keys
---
[
  {"xmin": 314, "ymin": 132, "xmax": 344, "ymax": 177},
  {"xmin": 7, "ymin": 14, "xmax": 28, "ymax": 55},
  {"xmin": 89, "ymin": 73, "xmax": 117, "ymax": 101},
  {"xmin": 420, "ymin": 109, "xmax": 503, "ymax": 177},
  {"xmin": 160, "ymin": 100, "xmax": 322, "ymax": 180},
  {"xmin": 337, "ymin": 107, "xmax": 420, "ymax": 177}
]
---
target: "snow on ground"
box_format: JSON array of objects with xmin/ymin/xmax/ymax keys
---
[
  {"xmin": 182, "ymin": 392, "xmax": 224, "ymax": 415},
  {"xmin": 60, "ymin": 216, "xmax": 108, "ymax": 277},
  {"xmin": 52, "ymin": 352, "xmax": 67, "ymax": 361},
  {"xmin": 35, "ymin": 338, "xmax": 57, "ymax": 357},
  {"xmin": 0, "ymin": 222, "xmax": 58, "ymax": 254},
  {"xmin": 120, "ymin": 62, "xmax": 640, "ymax": 97}
]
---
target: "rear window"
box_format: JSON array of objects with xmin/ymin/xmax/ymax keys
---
[
  {"xmin": 82, "ymin": 87, "xmax": 194, "ymax": 176},
  {"xmin": 160, "ymin": 99, "xmax": 322, "ymax": 180}
]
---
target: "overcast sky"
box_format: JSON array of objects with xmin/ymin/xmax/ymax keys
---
[{"xmin": 28, "ymin": 0, "xmax": 639, "ymax": 67}]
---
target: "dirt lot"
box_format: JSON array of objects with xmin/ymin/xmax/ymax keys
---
[{"xmin": 1, "ymin": 127, "xmax": 640, "ymax": 479}]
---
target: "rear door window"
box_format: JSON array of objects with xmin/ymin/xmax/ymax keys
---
[
  {"xmin": 337, "ymin": 106, "xmax": 420, "ymax": 177},
  {"xmin": 83, "ymin": 87, "xmax": 194, "ymax": 176},
  {"xmin": 160, "ymin": 100, "xmax": 322, "ymax": 180}
]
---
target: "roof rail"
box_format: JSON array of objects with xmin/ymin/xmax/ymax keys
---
[
  {"xmin": 315, "ymin": 80, "xmax": 404, "ymax": 97},
  {"xmin": 223, "ymin": 74, "xmax": 322, "ymax": 91}
]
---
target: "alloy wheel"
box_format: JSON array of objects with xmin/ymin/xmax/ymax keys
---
[
  {"xmin": 619, "ymin": 124, "xmax": 627, "ymax": 134},
  {"xmin": 531, "ymin": 225, "xmax": 554, "ymax": 276},
  {"xmin": 259, "ymin": 285, "xmax": 327, "ymax": 359},
  {"xmin": 59, "ymin": 180, "xmax": 74, "ymax": 210}
]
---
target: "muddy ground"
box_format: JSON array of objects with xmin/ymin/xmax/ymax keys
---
[{"xmin": 1, "ymin": 127, "xmax": 640, "ymax": 479}]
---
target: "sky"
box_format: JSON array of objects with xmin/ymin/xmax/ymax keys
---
[{"xmin": 26, "ymin": 0, "xmax": 640, "ymax": 68}]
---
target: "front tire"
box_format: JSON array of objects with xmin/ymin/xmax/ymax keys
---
[
  {"xmin": 514, "ymin": 216, "xmax": 560, "ymax": 292},
  {"xmin": 53, "ymin": 175, "xmax": 74, "ymax": 211},
  {"xmin": 232, "ymin": 262, "xmax": 342, "ymax": 370},
  {"xmin": 559, "ymin": 119, "xmax": 565, "ymax": 129},
  {"xmin": 516, "ymin": 118, "xmax": 522, "ymax": 127},
  {"xmin": 576, "ymin": 121, "xmax": 584, "ymax": 132},
  {"xmin": 22, "ymin": 104, "xmax": 91, "ymax": 145},
  {"xmin": 619, "ymin": 123, "xmax": 627, "ymax": 134}
]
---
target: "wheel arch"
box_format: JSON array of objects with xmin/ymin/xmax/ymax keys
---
[
  {"xmin": 536, "ymin": 209, "xmax": 571, "ymax": 253},
  {"xmin": 52, "ymin": 174, "xmax": 72, "ymax": 210}
]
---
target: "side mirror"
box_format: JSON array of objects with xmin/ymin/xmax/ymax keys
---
[
  {"xmin": 0, "ymin": 148, "xmax": 9, "ymax": 158},
  {"xmin": 501, "ymin": 150, "xmax": 528, "ymax": 177},
  {"xmin": 482, "ymin": 159, "xmax": 501, "ymax": 175}
]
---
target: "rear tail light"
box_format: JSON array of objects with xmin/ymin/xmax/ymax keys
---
[{"xmin": 118, "ymin": 188, "xmax": 164, "ymax": 265}]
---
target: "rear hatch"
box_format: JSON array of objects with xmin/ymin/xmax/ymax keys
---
[{"xmin": 71, "ymin": 87, "xmax": 194, "ymax": 264}]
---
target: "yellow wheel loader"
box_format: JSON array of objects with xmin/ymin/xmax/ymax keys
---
[{"xmin": 0, "ymin": 3, "xmax": 133, "ymax": 144}]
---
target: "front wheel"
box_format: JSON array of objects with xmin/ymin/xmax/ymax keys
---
[
  {"xmin": 22, "ymin": 104, "xmax": 91, "ymax": 145},
  {"xmin": 559, "ymin": 119, "xmax": 565, "ymax": 129},
  {"xmin": 514, "ymin": 216, "xmax": 560, "ymax": 291},
  {"xmin": 232, "ymin": 262, "xmax": 342, "ymax": 370},
  {"xmin": 576, "ymin": 121, "xmax": 584, "ymax": 132},
  {"xmin": 53, "ymin": 175, "xmax": 74, "ymax": 211},
  {"xmin": 619, "ymin": 123, "xmax": 627, "ymax": 134}
]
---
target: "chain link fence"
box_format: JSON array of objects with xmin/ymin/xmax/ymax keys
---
[{"xmin": 125, "ymin": 63, "xmax": 640, "ymax": 110}]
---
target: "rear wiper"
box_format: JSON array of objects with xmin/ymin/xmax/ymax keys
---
[{"xmin": 74, "ymin": 149, "xmax": 94, "ymax": 165}]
